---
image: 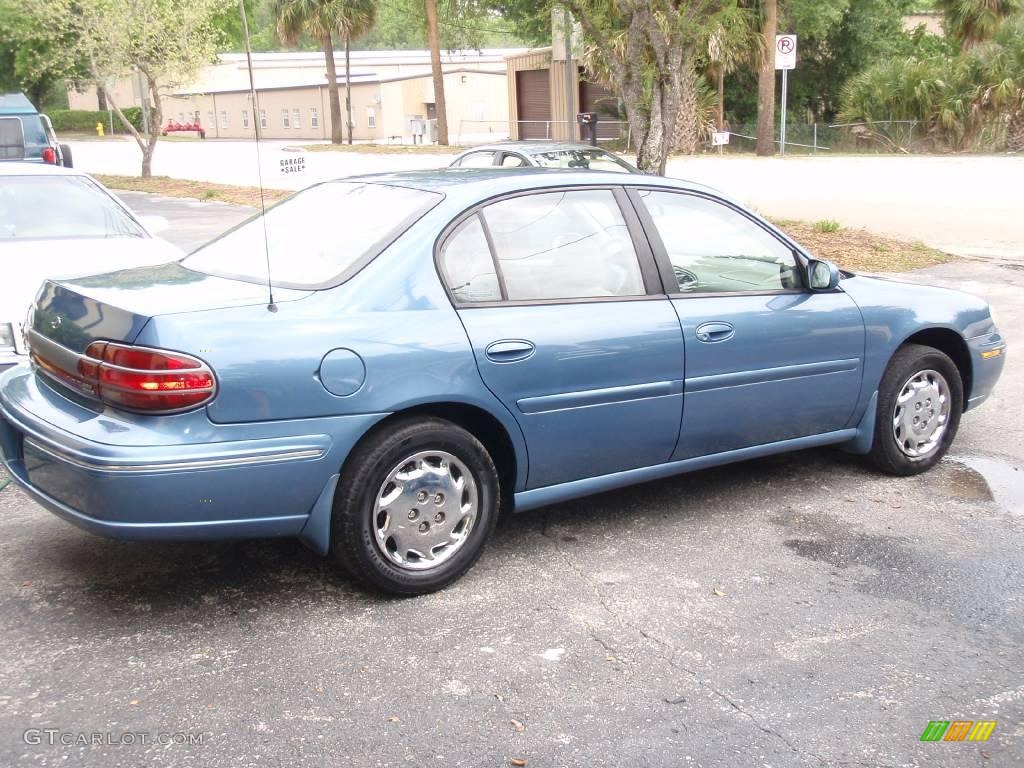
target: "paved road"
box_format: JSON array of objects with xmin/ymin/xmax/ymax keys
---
[
  {"xmin": 0, "ymin": 198, "xmax": 1021, "ymax": 765},
  {"xmin": 116, "ymin": 191, "xmax": 254, "ymax": 253},
  {"xmin": 74, "ymin": 137, "xmax": 1024, "ymax": 259}
]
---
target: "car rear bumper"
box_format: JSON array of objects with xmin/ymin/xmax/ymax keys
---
[{"xmin": 0, "ymin": 364, "xmax": 382, "ymax": 545}]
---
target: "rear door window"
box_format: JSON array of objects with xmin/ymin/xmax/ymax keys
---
[
  {"xmin": 478, "ymin": 189, "xmax": 645, "ymax": 302},
  {"xmin": 0, "ymin": 118, "xmax": 25, "ymax": 160}
]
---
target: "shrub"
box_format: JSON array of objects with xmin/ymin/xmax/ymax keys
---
[
  {"xmin": 813, "ymin": 219, "xmax": 842, "ymax": 234},
  {"xmin": 46, "ymin": 108, "xmax": 144, "ymax": 135}
]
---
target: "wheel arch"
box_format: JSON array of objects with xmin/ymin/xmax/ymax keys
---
[
  {"xmin": 898, "ymin": 326, "xmax": 972, "ymax": 402},
  {"xmin": 345, "ymin": 401, "xmax": 522, "ymax": 507}
]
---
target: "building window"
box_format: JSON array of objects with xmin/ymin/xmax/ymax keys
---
[
  {"xmin": 366, "ymin": 107, "xmax": 376, "ymax": 129},
  {"xmin": 282, "ymin": 109, "xmax": 290, "ymax": 128},
  {"xmin": 310, "ymin": 107, "xmax": 318, "ymax": 128},
  {"xmin": 220, "ymin": 110, "xmax": 228, "ymax": 129},
  {"xmin": 178, "ymin": 112, "xmax": 185, "ymax": 124},
  {"xmin": 292, "ymin": 108, "xmax": 301, "ymax": 129},
  {"xmin": 242, "ymin": 110, "xmax": 250, "ymax": 128},
  {"xmin": 259, "ymin": 109, "xmax": 267, "ymax": 129},
  {"xmin": 207, "ymin": 111, "xmax": 214, "ymax": 127}
]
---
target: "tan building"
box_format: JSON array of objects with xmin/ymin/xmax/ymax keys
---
[
  {"xmin": 162, "ymin": 69, "xmax": 507, "ymax": 142},
  {"xmin": 505, "ymin": 47, "xmax": 621, "ymax": 142},
  {"xmin": 69, "ymin": 49, "xmax": 522, "ymax": 143}
]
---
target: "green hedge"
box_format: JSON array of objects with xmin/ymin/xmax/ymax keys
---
[{"xmin": 47, "ymin": 108, "xmax": 144, "ymax": 135}]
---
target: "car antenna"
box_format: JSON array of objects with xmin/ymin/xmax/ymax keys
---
[{"xmin": 239, "ymin": 0, "xmax": 277, "ymax": 313}]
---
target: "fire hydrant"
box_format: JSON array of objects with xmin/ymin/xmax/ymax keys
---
[{"xmin": 96, "ymin": 122, "xmax": 104, "ymax": 137}]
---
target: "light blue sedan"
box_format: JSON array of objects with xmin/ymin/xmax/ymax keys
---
[{"xmin": 0, "ymin": 169, "xmax": 1007, "ymax": 594}]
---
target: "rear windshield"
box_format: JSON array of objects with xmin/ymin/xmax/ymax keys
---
[
  {"xmin": 183, "ymin": 181, "xmax": 442, "ymax": 288},
  {"xmin": 0, "ymin": 118, "xmax": 25, "ymax": 160},
  {"xmin": 0, "ymin": 175, "xmax": 147, "ymax": 240}
]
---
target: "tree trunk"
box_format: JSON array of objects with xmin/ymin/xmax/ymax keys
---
[
  {"xmin": 670, "ymin": 61, "xmax": 700, "ymax": 154},
  {"xmin": 97, "ymin": 87, "xmax": 107, "ymax": 112},
  {"xmin": 322, "ymin": 33, "xmax": 343, "ymax": 144},
  {"xmin": 1007, "ymin": 110, "xmax": 1024, "ymax": 152},
  {"xmin": 756, "ymin": 0, "xmax": 777, "ymax": 156},
  {"xmin": 144, "ymin": 76, "xmax": 162, "ymax": 179},
  {"xmin": 716, "ymin": 67, "xmax": 725, "ymax": 131},
  {"xmin": 100, "ymin": 83, "xmax": 153, "ymax": 177},
  {"xmin": 424, "ymin": 0, "xmax": 449, "ymax": 145},
  {"xmin": 638, "ymin": 75, "xmax": 680, "ymax": 175},
  {"xmin": 345, "ymin": 36, "xmax": 353, "ymax": 144}
]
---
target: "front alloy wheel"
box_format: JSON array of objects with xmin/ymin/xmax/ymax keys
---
[
  {"xmin": 891, "ymin": 369, "xmax": 951, "ymax": 459},
  {"xmin": 869, "ymin": 343, "xmax": 963, "ymax": 476}
]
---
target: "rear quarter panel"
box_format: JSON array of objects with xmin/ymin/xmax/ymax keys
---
[{"xmin": 135, "ymin": 207, "xmax": 530, "ymax": 488}]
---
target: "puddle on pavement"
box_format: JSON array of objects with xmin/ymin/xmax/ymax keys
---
[{"xmin": 944, "ymin": 455, "xmax": 1022, "ymax": 512}]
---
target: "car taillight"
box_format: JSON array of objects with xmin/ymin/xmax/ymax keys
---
[
  {"xmin": 31, "ymin": 340, "xmax": 216, "ymax": 413},
  {"xmin": 41, "ymin": 147, "xmax": 56, "ymax": 164}
]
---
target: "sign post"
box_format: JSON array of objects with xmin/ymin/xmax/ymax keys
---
[{"xmin": 775, "ymin": 34, "xmax": 796, "ymax": 156}]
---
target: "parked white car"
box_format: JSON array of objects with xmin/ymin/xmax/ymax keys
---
[{"xmin": 0, "ymin": 164, "xmax": 182, "ymax": 368}]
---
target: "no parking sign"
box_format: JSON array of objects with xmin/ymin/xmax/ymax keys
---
[{"xmin": 775, "ymin": 35, "xmax": 797, "ymax": 70}]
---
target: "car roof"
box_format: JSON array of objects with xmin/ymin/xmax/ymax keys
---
[
  {"xmin": 458, "ymin": 141, "xmax": 618, "ymax": 156},
  {"xmin": 346, "ymin": 167, "xmax": 724, "ymax": 206},
  {"xmin": 0, "ymin": 93, "xmax": 38, "ymax": 115},
  {"xmin": 0, "ymin": 162, "xmax": 83, "ymax": 177}
]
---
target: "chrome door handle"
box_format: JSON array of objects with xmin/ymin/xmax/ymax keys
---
[
  {"xmin": 695, "ymin": 322, "xmax": 735, "ymax": 343},
  {"xmin": 485, "ymin": 339, "xmax": 536, "ymax": 362}
]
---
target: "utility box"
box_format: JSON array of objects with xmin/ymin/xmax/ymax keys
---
[
  {"xmin": 409, "ymin": 117, "xmax": 426, "ymax": 144},
  {"xmin": 426, "ymin": 118, "xmax": 438, "ymax": 144}
]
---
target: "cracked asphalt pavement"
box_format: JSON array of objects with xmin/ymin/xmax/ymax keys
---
[{"xmin": 0, "ymin": 198, "xmax": 1021, "ymax": 767}]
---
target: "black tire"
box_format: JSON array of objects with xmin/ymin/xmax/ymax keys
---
[
  {"xmin": 331, "ymin": 417, "xmax": 500, "ymax": 596},
  {"xmin": 868, "ymin": 343, "xmax": 963, "ymax": 476},
  {"xmin": 59, "ymin": 143, "xmax": 73, "ymax": 168}
]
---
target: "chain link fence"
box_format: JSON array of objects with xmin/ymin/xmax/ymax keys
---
[{"xmin": 712, "ymin": 121, "xmax": 922, "ymax": 154}]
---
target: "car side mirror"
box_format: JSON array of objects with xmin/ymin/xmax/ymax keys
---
[{"xmin": 807, "ymin": 259, "xmax": 840, "ymax": 291}]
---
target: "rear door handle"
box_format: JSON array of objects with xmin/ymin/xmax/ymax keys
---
[
  {"xmin": 485, "ymin": 339, "xmax": 536, "ymax": 362},
  {"xmin": 695, "ymin": 321, "xmax": 735, "ymax": 343}
]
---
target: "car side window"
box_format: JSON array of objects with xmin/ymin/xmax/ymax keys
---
[
  {"xmin": 500, "ymin": 153, "xmax": 527, "ymax": 167},
  {"xmin": 440, "ymin": 214, "xmax": 502, "ymax": 302},
  {"xmin": 456, "ymin": 151, "xmax": 496, "ymax": 168},
  {"xmin": 481, "ymin": 190, "xmax": 645, "ymax": 301},
  {"xmin": 636, "ymin": 190, "xmax": 801, "ymax": 294}
]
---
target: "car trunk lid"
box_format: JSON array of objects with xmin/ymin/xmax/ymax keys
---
[{"xmin": 30, "ymin": 262, "xmax": 310, "ymax": 353}]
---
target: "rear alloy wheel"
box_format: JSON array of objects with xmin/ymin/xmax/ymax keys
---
[
  {"xmin": 331, "ymin": 417, "xmax": 499, "ymax": 595},
  {"xmin": 869, "ymin": 344, "xmax": 963, "ymax": 476}
]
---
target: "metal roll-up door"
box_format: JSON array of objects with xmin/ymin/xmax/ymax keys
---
[
  {"xmin": 516, "ymin": 70, "xmax": 551, "ymax": 140},
  {"xmin": 579, "ymin": 80, "xmax": 620, "ymax": 139}
]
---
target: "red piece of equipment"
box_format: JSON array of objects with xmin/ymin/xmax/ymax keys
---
[{"xmin": 161, "ymin": 120, "xmax": 206, "ymax": 139}]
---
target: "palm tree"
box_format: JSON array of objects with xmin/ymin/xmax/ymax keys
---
[
  {"xmin": 272, "ymin": 0, "xmax": 376, "ymax": 144},
  {"xmin": 934, "ymin": 0, "xmax": 1021, "ymax": 50},
  {"xmin": 973, "ymin": 14, "xmax": 1024, "ymax": 149},
  {"xmin": 703, "ymin": 5, "xmax": 761, "ymax": 132}
]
